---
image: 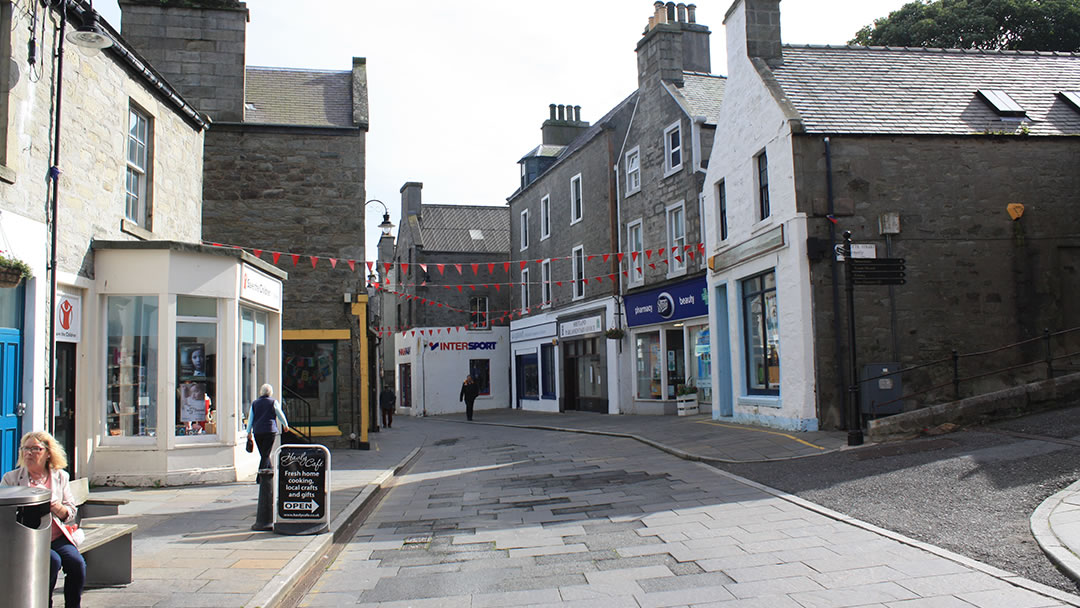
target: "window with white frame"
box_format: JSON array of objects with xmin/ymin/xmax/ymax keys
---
[
  {"xmin": 756, "ymin": 150, "xmax": 770, "ymax": 220},
  {"xmin": 572, "ymin": 246, "xmax": 585, "ymax": 300},
  {"xmin": 176, "ymin": 296, "xmax": 218, "ymax": 438},
  {"xmin": 540, "ymin": 195, "xmax": 551, "ymax": 240},
  {"xmin": 716, "ymin": 180, "xmax": 728, "ymax": 242},
  {"xmin": 126, "ymin": 105, "xmax": 152, "ymax": 227},
  {"xmin": 627, "ymin": 220, "xmax": 644, "ymax": 286},
  {"xmin": 667, "ymin": 202, "xmax": 686, "ymax": 274},
  {"xmin": 520, "ymin": 268, "xmax": 530, "ymax": 310},
  {"xmin": 625, "ymin": 147, "xmax": 641, "ymax": 194},
  {"xmin": 664, "ymin": 121, "xmax": 682, "ymax": 175},
  {"xmin": 570, "ymin": 174, "xmax": 583, "ymax": 224},
  {"xmin": 541, "ymin": 259, "xmax": 552, "ymax": 308},
  {"xmin": 470, "ymin": 296, "xmax": 489, "ymax": 328},
  {"xmin": 520, "ymin": 209, "xmax": 529, "ymax": 250}
]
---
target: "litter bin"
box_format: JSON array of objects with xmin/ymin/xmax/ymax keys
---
[{"xmin": 0, "ymin": 486, "xmax": 53, "ymax": 608}]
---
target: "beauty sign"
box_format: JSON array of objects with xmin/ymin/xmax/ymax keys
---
[{"xmin": 274, "ymin": 444, "xmax": 331, "ymax": 535}]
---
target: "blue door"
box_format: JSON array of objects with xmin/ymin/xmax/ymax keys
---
[
  {"xmin": 713, "ymin": 285, "xmax": 733, "ymax": 418},
  {"xmin": 0, "ymin": 328, "xmax": 22, "ymax": 474}
]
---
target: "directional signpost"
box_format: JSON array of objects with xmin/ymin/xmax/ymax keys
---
[
  {"xmin": 274, "ymin": 444, "xmax": 331, "ymax": 535},
  {"xmin": 842, "ymin": 232, "xmax": 909, "ymax": 447}
]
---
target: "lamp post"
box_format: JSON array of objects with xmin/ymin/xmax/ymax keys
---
[
  {"xmin": 46, "ymin": 1, "xmax": 113, "ymax": 434},
  {"xmin": 349, "ymin": 200, "xmax": 394, "ymax": 449}
]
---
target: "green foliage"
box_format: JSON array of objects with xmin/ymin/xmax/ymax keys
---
[
  {"xmin": 676, "ymin": 382, "xmax": 698, "ymax": 396},
  {"xmin": 0, "ymin": 251, "xmax": 32, "ymax": 280},
  {"xmin": 605, "ymin": 327, "xmax": 625, "ymax": 339},
  {"xmin": 851, "ymin": 0, "xmax": 1080, "ymax": 51}
]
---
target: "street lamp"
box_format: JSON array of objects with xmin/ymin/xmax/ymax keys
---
[
  {"xmin": 366, "ymin": 199, "xmax": 395, "ymax": 236},
  {"xmin": 65, "ymin": 6, "xmax": 113, "ymax": 57}
]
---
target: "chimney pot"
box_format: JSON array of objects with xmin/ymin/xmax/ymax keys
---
[
  {"xmin": 687, "ymin": 3, "xmax": 696, "ymax": 23},
  {"xmin": 666, "ymin": 2, "xmax": 676, "ymax": 22},
  {"xmin": 574, "ymin": 105, "xmax": 581, "ymax": 121},
  {"xmin": 677, "ymin": 3, "xmax": 686, "ymax": 22},
  {"xmin": 549, "ymin": 104, "xmax": 556, "ymax": 120},
  {"xmin": 557, "ymin": 104, "xmax": 565, "ymax": 120},
  {"xmin": 654, "ymin": 1, "xmax": 665, "ymax": 25},
  {"xmin": 648, "ymin": 15, "xmax": 655, "ymax": 30}
]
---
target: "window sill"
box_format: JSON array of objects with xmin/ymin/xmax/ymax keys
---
[
  {"xmin": 666, "ymin": 266, "xmax": 688, "ymax": 280},
  {"xmin": 738, "ymin": 394, "xmax": 781, "ymax": 408},
  {"xmin": 662, "ymin": 165, "xmax": 683, "ymax": 180},
  {"xmin": 750, "ymin": 218, "xmax": 776, "ymax": 236},
  {"xmin": 0, "ymin": 164, "xmax": 15, "ymax": 184},
  {"xmin": 121, "ymin": 219, "xmax": 153, "ymax": 240},
  {"xmin": 625, "ymin": 186, "xmax": 641, "ymax": 198},
  {"xmin": 570, "ymin": 218, "xmax": 582, "ymax": 226}
]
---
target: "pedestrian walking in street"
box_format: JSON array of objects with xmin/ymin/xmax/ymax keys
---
[
  {"xmin": 459, "ymin": 375, "xmax": 479, "ymax": 421},
  {"xmin": 247, "ymin": 384, "xmax": 290, "ymax": 482},
  {"xmin": 2, "ymin": 431, "xmax": 85, "ymax": 608},
  {"xmin": 379, "ymin": 383, "xmax": 396, "ymax": 429}
]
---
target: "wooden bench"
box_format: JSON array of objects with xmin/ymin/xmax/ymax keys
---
[{"xmin": 68, "ymin": 479, "xmax": 137, "ymax": 586}]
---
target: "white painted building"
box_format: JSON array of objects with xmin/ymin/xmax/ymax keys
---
[
  {"xmin": 700, "ymin": 0, "xmax": 818, "ymax": 431},
  {"xmin": 394, "ymin": 328, "xmax": 511, "ymax": 417}
]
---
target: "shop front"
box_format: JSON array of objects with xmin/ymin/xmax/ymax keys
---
[
  {"xmin": 624, "ymin": 275, "xmax": 711, "ymax": 415},
  {"xmin": 394, "ymin": 328, "xmax": 510, "ymax": 417},
  {"xmin": 85, "ymin": 242, "xmax": 285, "ymax": 486},
  {"xmin": 558, "ymin": 314, "xmax": 608, "ymax": 413},
  {"xmin": 509, "ymin": 319, "xmax": 558, "ymax": 412}
]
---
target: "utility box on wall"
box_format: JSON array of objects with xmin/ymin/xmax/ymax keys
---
[{"xmin": 860, "ymin": 363, "xmax": 903, "ymax": 416}]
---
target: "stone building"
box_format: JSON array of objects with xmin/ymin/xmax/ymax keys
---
[
  {"xmin": 702, "ymin": 0, "xmax": 1080, "ymax": 432},
  {"xmin": 616, "ymin": 2, "xmax": 724, "ymax": 416},
  {"xmin": 507, "ymin": 2, "xmax": 724, "ymax": 416},
  {"xmin": 0, "ymin": 0, "xmax": 285, "ymax": 484},
  {"xmin": 119, "ymin": 0, "xmax": 370, "ymax": 442},
  {"xmin": 389, "ymin": 182, "xmax": 511, "ymax": 416},
  {"xmin": 507, "ymin": 100, "xmax": 636, "ymax": 413}
]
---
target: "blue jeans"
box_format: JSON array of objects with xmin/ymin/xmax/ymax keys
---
[{"xmin": 50, "ymin": 537, "xmax": 85, "ymax": 608}]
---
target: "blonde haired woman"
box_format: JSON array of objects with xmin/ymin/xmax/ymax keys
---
[{"xmin": 1, "ymin": 431, "xmax": 85, "ymax": 607}]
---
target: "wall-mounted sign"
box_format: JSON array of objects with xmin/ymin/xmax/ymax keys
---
[
  {"xmin": 510, "ymin": 321, "xmax": 557, "ymax": 342},
  {"xmin": 398, "ymin": 347, "xmax": 411, "ymax": 356},
  {"xmin": 559, "ymin": 315, "xmax": 603, "ymax": 338},
  {"xmin": 275, "ymin": 444, "xmax": 330, "ymax": 535},
  {"xmin": 709, "ymin": 224, "xmax": 785, "ymax": 273},
  {"xmin": 240, "ymin": 265, "xmax": 282, "ymax": 311},
  {"xmin": 428, "ymin": 341, "xmax": 497, "ymax": 352},
  {"xmin": 625, "ymin": 276, "xmax": 708, "ymax": 327},
  {"xmin": 56, "ymin": 293, "xmax": 81, "ymax": 343}
]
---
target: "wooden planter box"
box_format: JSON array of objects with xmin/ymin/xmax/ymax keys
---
[{"xmin": 676, "ymin": 395, "xmax": 699, "ymax": 416}]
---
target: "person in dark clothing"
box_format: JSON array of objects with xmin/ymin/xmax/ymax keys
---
[
  {"xmin": 247, "ymin": 384, "xmax": 290, "ymax": 480},
  {"xmin": 459, "ymin": 375, "xmax": 479, "ymax": 421},
  {"xmin": 379, "ymin": 384, "xmax": 396, "ymax": 429}
]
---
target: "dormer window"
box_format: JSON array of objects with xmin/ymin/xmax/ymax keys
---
[
  {"xmin": 1060, "ymin": 91, "xmax": 1080, "ymax": 112},
  {"xmin": 977, "ymin": 89, "xmax": 1025, "ymax": 116}
]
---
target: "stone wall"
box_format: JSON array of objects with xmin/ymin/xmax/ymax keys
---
[
  {"xmin": 119, "ymin": 0, "xmax": 248, "ymax": 122},
  {"xmin": 1, "ymin": 4, "xmax": 205, "ymax": 279},
  {"xmin": 795, "ymin": 135, "xmax": 1080, "ymax": 427}
]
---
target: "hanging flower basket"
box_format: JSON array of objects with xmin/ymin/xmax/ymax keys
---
[
  {"xmin": 0, "ymin": 252, "xmax": 32, "ymax": 288},
  {"xmin": 605, "ymin": 327, "xmax": 625, "ymax": 340}
]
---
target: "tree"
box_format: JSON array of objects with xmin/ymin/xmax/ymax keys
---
[{"xmin": 850, "ymin": 0, "xmax": 1080, "ymax": 51}]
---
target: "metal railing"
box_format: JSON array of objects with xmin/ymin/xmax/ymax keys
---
[
  {"xmin": 281, "ymin": 386, "xmax": 313, "ymax": 444},
  {"xmin": 860, "ymin": 326, "xmax": 1080, "ymax": 416}
]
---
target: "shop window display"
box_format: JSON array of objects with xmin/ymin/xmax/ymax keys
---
[
  {"xmin": 105, "ymin": 296, "xmax": 158, "ymax": 437},
  {"xmin": 635, "ymin": 331, "xmax": 661, "ymax": 399},
  {"xmin": 284, "ymin": 341, "xmax": 337, "ymax": 423}
]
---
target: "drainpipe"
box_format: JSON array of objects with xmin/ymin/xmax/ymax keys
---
[
  {"xmin": 45, "ymin": 7, "xmax": 70, "ymax": 435},
  {"xmin": 824, "ymin": 137, "xmax": 847, "ymax": 429}
]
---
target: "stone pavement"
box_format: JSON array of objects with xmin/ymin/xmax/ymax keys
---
[
  {"xmin": 1033, "ymin": 478, "xmax": 1080, "ymax": 588},
  {"xmin": 61, "ymin": 409, "xmax": 1080, "ymax": 607}
]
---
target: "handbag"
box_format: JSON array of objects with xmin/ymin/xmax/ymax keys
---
[
  {"xmin": 245, "ymin": 434, "xmax": 254, "ymax": 453},
  {"xmin": 63, "ymin": 523, "xmax": 85, "ymax": 547}
]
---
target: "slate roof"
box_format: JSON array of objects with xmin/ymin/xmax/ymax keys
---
[
  {"xmin": 244, "ymin": 67, "xmax": 355, "ymax": 127},
  {"xmin": 518, "ymin": 144, "xmax": 566, "ymax": 162},
  {"xmin": 671, "ymin": 72, "xmax": 727, "ymax": 125},
  {"xmin": 771, "ymin": 45, "xmax": 1080, "ymax": 136},
  {"xmin": 414, "ymin": 205, "xmax": 511, "ymax": 254}
]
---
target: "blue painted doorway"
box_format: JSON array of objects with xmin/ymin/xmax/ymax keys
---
[
  {"xmin": 0, "ymin": 328, "xmax": 22, "ymax": 474},
  {"xmin": 713, "ymin": 284, "xmax": 733, "ymax": 418}
]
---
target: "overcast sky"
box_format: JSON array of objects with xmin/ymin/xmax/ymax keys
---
[{"xmin": 93, "ymin": 1, "xmax": 910, "ymax": 259}]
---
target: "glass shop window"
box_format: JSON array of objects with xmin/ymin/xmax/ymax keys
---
[
  {"xmin": 175, "ymin": 296, "xmax": 217, "ymax": 437},
  {"xmin": 105, "ymin": 296, "xmax": 158, "ymax": 438},
  {"xmin": 634, "ymin": 331, "xmax": 661, "ymax": 399}
]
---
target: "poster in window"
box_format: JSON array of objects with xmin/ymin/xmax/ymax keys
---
[
  {"xmin": 180, "ymin": 381, "xmax": 207, "ymax": 422},
  {"xmin": 179, "ymin": 343, "xmax": 206, "ymax": 377}
]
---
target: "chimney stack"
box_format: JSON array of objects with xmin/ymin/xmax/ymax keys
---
[
  {"xmin": 637, "ymin": 0, "xmax": 711, "ymax": 87},
  {"xmin": 542, "ymin": 103, "xmax": 590, "ymax": 146},
  {"xmin": 743, "ymin": 0, "xmax": 783, "ymax": 67},
  {"xmin": 400, "ymin": 182, "xmax": 423, "ymax": 220}
]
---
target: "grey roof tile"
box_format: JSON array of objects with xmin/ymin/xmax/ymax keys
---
[
  {"xmin": 677, "ymin": 72, "xmax": 726, "ymax": 124},
  {"xmin": 772, "ymin": 45, "xmax": 1080, "ymax": 136},
  {"xmin": 415, "ymin": 205, "xmax": 511, "ymax": 254},
  {"xmin": 244, "ymin": 66, "xmax": 354, "ymax": 127}
]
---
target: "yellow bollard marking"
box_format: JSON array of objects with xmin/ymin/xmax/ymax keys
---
[{"xmin": 694, "ymin": 419, "xmax": 826, "ymax": 450}]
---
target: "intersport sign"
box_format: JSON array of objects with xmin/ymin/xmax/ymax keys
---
[{"xmin": 428, "ymin": 341, "xmax": 497, "ymax": 352}]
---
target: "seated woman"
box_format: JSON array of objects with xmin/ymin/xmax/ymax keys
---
[{"xmin": 1, "ymin": 431, "xmax": 85, "ymax": 608}]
